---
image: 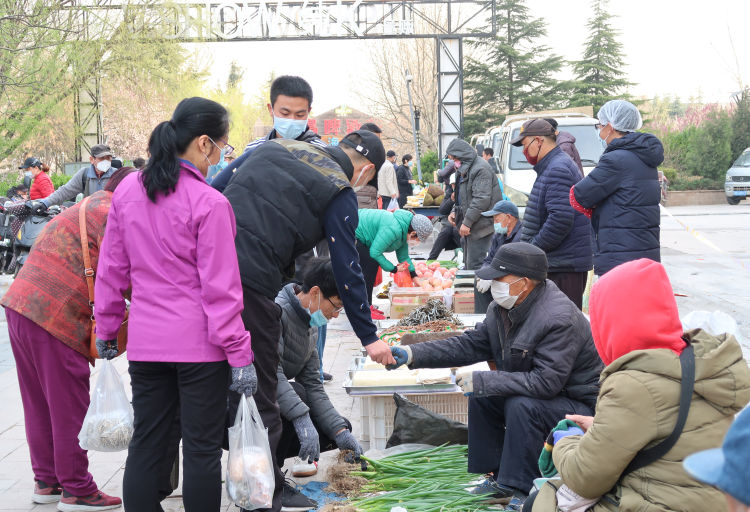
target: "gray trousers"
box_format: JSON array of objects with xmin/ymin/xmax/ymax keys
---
[{"xmin": 463, "ymin": 233, "xmax": 492, "ymax": 271}]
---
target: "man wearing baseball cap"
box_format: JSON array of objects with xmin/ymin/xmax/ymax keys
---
[
  {"xmin": 474, "ymin": 200, "xmax": 522, "ymax": 313},
  {"xmin": 511, "ymin": 118, "xmax": 592, "ymax": 309},
  {"xmin": 685, "ymin": 406, "xmax": 750, "ymax": 511},
  {"xmin": 41, "ymin": 144, "xmax": 116, "ymax": 208},
  {"xmin": 224, "ymin": 129, "xmax": 389, "ymax": 511},
  {"xmin": 387, "ymin": 242, "xmax": 602, "ymax": 505}
]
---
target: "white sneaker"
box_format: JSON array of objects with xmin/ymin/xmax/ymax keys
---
[{"xmin": 291, "ymin": 459, "xmax": 318, "ymax": 477}]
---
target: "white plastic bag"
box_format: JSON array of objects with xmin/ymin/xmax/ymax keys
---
[
  {"xmin": 78, "ymin": 359, "xmax": 134, "ymax": 452},
  {"xmin": 387, "ymin": 198, "xmax": 399, "ymax": 211},
  {"xmin": 226, "ymin": 395, "xmax": 274, "ymax": 510},
  {"xmin": 681, "ymin": 310, "xmax": 740, "ymax": 339}
]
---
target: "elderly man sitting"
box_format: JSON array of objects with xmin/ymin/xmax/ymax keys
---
[{"xmin": 388, "ymin": 243, "xmax": 603, "ymax": 507}]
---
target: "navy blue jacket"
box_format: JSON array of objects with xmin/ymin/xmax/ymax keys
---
[
  {"xmin": 573, "ymin": 132, "xmax": 664, "ymax": 275},
  {"xmin": 481, "ymin": 221, "xmax": 522, "ymax": 268},
  {"xmin": 520, "ymin": 146, "xmax": 593, "ymax": 273}
]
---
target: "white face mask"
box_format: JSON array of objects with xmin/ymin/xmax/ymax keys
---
[
  {"xmin": 352, "ymin": 166, "xmax": 372, "ymax": 192},
  {"xmin": 96, "ymin": 159, "xmax": 111, "ymax": 173},
  {"xmin": 490, "ymin": 278, "xmax": 523, "ymax": 309}
]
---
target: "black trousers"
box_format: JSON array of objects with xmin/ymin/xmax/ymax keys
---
[
  {"xmin": 474, "ymin": 289, "xmax": 493, "ymax": 314},
  {"xmin": 428, "ymin": 224, "xmax": 460, "ymax": 260},
  {"xmin": 467, "ymin": 395, "xmax": 593, "ymax": 492},
  {"xmin": 380, "ymin": 195, "xmax": 394, "ymax": 210},
  {"xmin": 277, "ymin": 381, "xmax": 352, "ymax": 463},
  {"xmin": 548, "ymin": 271, "xmax": 588, "ymax": 310},
  {"xmin": 356, "ymin": 240, "xmax": 380, "ymax": 305},
  {"xmin": 227, "ymin": 288, "xmax": 284, "ymax": 512},
  {"xmin": 124, "ymin": 361, "xmax": 229, "ymax": 512}
]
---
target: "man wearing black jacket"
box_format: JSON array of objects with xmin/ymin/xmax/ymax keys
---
[
  {"xmin": 211, "ymin": 75, "xmax": 326, "ymax": 192},
  {"xmin": 388, "ymin": 243, "xmax": 602, "ymax": 505},
  {"xmin": 224, "ymin": 130, "xmax": 393, "ymax": 512}
]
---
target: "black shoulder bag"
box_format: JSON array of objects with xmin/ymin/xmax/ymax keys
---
[{"xmin": 623, "ymin": 342, "xmax": 695, "ymax": 474}]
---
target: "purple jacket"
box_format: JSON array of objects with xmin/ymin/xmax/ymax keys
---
[{"xmin": 95, "ymin": 161, "xmax": 252, "ymax": 367}]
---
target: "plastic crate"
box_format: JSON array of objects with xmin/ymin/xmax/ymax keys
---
[{"xmin": 358, "ymin": 392, "xmax": 468, "ymax": 450}]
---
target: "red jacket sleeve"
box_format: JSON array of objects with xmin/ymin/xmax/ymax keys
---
[
  {"xmin": 569, "ymin": 185, "xmax": 592, "ymax": 219},
  {"xmin": 29, "ymin": 173, "xmax": 55, "ymax": 200}
]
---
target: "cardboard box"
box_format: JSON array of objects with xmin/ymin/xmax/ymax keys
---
[
  {"xmin": 453, "ymin": 291, "xmax": 475, "ymax": 314},
  {"xmin": 389, "ymin": 287, "xmax": 446, "ymax": 319}
]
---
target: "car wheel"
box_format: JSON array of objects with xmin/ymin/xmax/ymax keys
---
[{"xmin": 727, "ymin": 196, "xmax": 741, "ymax": 205}]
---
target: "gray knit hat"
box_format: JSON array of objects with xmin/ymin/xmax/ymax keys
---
[{"xmin": 410, "ymin": 214, "xmax": 433, "ymax": 242}]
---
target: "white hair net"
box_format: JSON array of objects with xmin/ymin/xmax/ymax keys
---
[{"xmin": 597, "ymin": 100, "xmax": 643, "ymax": 132}]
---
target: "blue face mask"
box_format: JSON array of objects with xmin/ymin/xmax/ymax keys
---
[
  {"xmin": 205, "ymin": 139, "xmax": 227, "ymax": 183},
  {"xmin": 273, "ymin": 116, "xmax": 308, "ymax": 140},
  {"xmin": 306, "ymin": 293, "xmax": 329, "ymax": 328},
  {"xmin": 494, "ymin": 223, "xmax": 508, "ymax": 235}
]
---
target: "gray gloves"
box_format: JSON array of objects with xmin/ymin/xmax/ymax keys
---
[
  {"xmin": 95, "ymin": 338, "xmax": 118, "ymax": 360},
  {"xmin": 386, "ymin": 345, "xmax": 412, "ymax": 370},
  {"xmin": 229, "ymin": 364, "xmax": 258, "ymax": 396},
  {"xmin": 335, "ymin": 429, "xmax": 363, "ymax": 461},
  {"xmin": 293, "ymin": 413, "xmax": 320, "ymax": 463}
]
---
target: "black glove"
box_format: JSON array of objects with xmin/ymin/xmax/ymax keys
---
[
  {"xmin": 409, "ymin": 270, "xmax": 418, "ymax": 278},
  {"xmin": 25, "ymin": 201, "xmax": 47, "ymax": 216},
  {"xmin": 95, "ymin": 338, "xmax": 118, "ymax": 359}
]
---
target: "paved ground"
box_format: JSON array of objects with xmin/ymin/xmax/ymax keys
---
[{"xmin": 0, "ymin": 203, "xmax": 747, "ymax": 511}]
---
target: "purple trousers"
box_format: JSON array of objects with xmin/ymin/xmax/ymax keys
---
[{"xmin": 6, "ymin": 308, "xmax": 97, "ymax": 496}]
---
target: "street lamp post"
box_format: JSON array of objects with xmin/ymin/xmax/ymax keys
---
[{"xmin": 405, "ymin": 69, "xmax": 423, "ymax": 182}]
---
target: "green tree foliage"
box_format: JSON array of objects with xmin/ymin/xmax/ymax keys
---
[
  {"xmin": 0, "ymin": 0, "xmax": 185, "ymax": 164},
  {"xmin": 658, "ymin": 110, "xmax": 734, "ymax": 190},
  {"xmin": 568, "ymin": 0, "xmax": 632, "ymax": 113},
  {"xmin": 730, "ymin": 88, "xmax": 750, "ymax": 160},
  {"xmin": 463, "ymin": 0, "xmax": 566, "ymax": 134},
  {"xmin": 418, "ymin": 150, "xmax": 440, "ymax": 183}
]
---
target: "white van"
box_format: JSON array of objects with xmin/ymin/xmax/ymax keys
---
[
  {"xmin": 490, "ymin": 112, "xmax": 605, "ymax": 195},
  {"xmin": 725, "ymin": 148, "xmax": 750, "ymax": 205}
]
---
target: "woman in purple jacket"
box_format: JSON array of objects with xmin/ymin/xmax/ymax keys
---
[{"xmin": 95, "ymin": 97, "xmax": 255, "ymax": 512}]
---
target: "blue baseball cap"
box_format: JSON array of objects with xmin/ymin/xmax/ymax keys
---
[
  {"xmin": 481, "ymin": 200, "xmax": 519, "ymax": 218},
  {"xmin": 683, "ymin": 406, "xmax": 750, "ymax": 506}
]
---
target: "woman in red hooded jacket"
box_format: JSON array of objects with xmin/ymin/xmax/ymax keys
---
[{"xmin": 529, "ymin": 259, "xmax": 750, "ymax": 512}]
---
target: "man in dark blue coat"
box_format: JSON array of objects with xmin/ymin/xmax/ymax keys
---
[
  {"xmin": 474, "ymin": 200, "xmax": 522, "ymax": 313},
  {"xmin": 570, "ymin": 100, "xmax": 664, "ymax": 276},
  {"xmin": 513, "ymin": 119, "xmax": 593, "ymax": 309}
]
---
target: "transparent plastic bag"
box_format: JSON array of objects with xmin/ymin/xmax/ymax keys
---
[
  {"xmin": 226, "ymin": 395, "xmax": 274, "ymax": 510},
  {"xmin": 387, "ymin": 198, "xmax": 399, "ymax": 212},
  {"xmin": 681, "ymin": 310, "xmax": 739, "ymax": 338},
  {"xmin": 78, "ymin": 359, "xmax": 134, "ymax": 452}
]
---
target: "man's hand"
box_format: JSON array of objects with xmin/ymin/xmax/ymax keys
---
[
  {"xmin": 366, "ymin": 339, "xmax": 396, "ymax": 365},
  {"xmin": 95, "ymin": 338, "xmax": 118, "ymax": 360},
  {"xmin": 476, "ymin": 279, "xmax": 492, "ymax": 293},
  {"xmin": 456, "ymin": 372, "xmax": 474, "ymax": 396},
  {"xmin": 391, "ymin": 194, "xmax": 398, "ymax": 199},
  {"xmin": 386, "ymin": 346, "xmax": 412, "ymax": 370},
  {"xmin": 335, "ymin": 429, "xmax": 363, "ymax": 461},
  {"xmin": 565, "ymin": 414, "xmax": 594, "ymax": 433},
  {"xmin": 448, "ymin": 211, "xmax": 456, "ymax": 226},
  {"xmin": 459, "ymin": 224, "xmax": 471, "ymax": 237},
  {"xmin": 293, "ymin": 414, "xmax": 320, "ymax": 463}
]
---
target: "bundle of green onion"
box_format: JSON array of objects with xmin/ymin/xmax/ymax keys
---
[{"xmin": 347, "ymin": 444, "xmax": 497, "ymax": 511}]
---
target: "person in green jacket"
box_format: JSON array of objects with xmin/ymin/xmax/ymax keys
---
[{"xmin": 355, "ymin": 209, "xmax": 433, "ymax": 313}]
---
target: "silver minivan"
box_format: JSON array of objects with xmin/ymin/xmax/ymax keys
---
[{"xmin": 725, "ymin": 148, "xmax": 750, "ymax": 205}]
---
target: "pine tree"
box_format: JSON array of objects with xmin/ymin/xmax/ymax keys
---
[
  {"xmin": 463, "ymin": 0, "xmax": 566, "ymax": 134},
  {"xmin": 569, "ymin": 0, "xmax": 632, "ymax": 112}
]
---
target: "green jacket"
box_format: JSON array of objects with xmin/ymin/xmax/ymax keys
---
[
  {"xmin": 534, "ymin": 329, "xmax": 750, "ymax": 512},
  {"xmin": 355, "ymin": 209, "xmax": 414, "ymax": 273}
]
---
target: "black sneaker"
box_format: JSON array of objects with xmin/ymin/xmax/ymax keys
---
[
  {"xmin": 281, "ymin": 480, "xmax": 317, "ymax": 512},
  {"xmin": 322, "ymin": 372, "xmax": 333, "ymax": 382},
  {"xmin": 470, "ymin": 477, "xmax": 508, "ymax": 497}
]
